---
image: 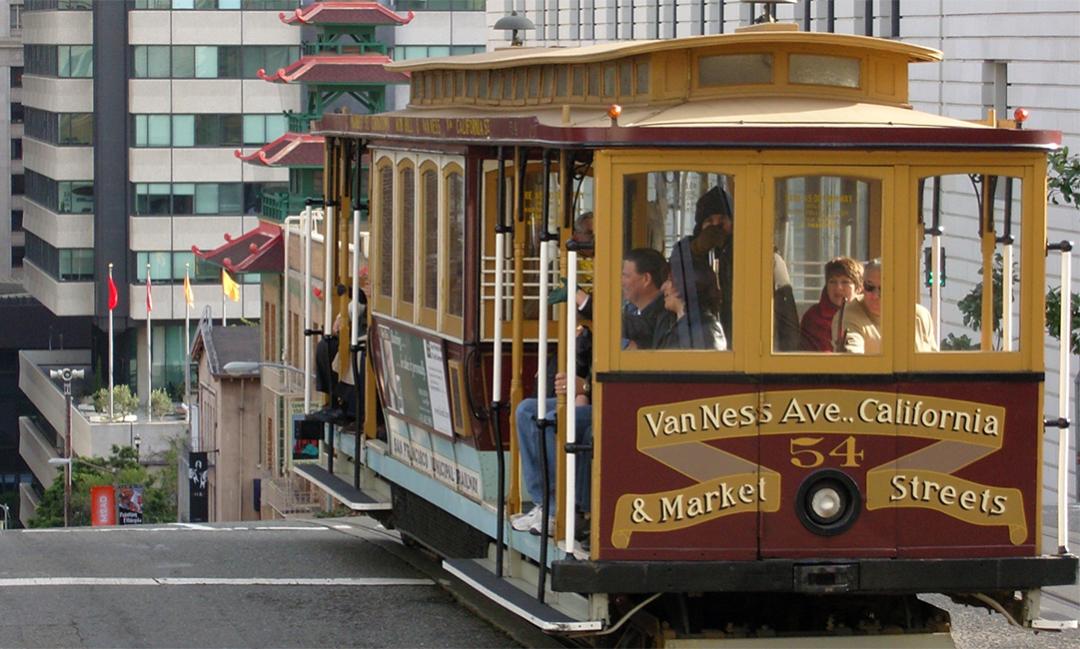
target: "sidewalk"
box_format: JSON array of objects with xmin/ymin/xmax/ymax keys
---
[{"xmin": 1041, "ymin": 505, "xmax": 1080, "ymax": 621}]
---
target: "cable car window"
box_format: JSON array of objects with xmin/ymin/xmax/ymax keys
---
[
  {"xmin": 776, "ymin": 175, "xmax": 881, "ymax": 354},
  {"xmin": 917, "ymin": 174, "xmax": 1022, "ymax": 353},
  {"xmin": 447, "ymin": 169, "xmax": 465, "ymax": 319},
  {"xmin": 589, "ymin": 64, "xmax": 601, "ymax": 97},
  {"xmin": 619, "ymin": 61, "xmax": 633, "ymax": 97},
  {"xmin": 788, "ymin": 54, "xmax": 860, "ymax": 89},
  {"xmin": 491, "ymin": 71, "xmax": 502, "ymax": 100},
  {"xmin": 502, "ymin": 71, "xmax": 513, "ymax": 100},
  {"xmin": 399, "ymin": 163, "xmax": 416, "ymax": 308},
  {"xmin": 421, "ymin": 167, "xmax": 438, "ymax": 312},
  {"xmin": 556, "ymin": 66, "xmax": 568, "ymax": 97},
  {"xmin": 528, "ymin": 67, "xmax": 540, "ymax": 99},
  {"xmin": 478, "ymin": 70, "xmax": 489, "ymax": 100},
  {"xmin": 456, "ymin": 71, "xmax": 466, "ymax": 97},
  {"xmin": 621, "ymin": 171, "xmax": 734, "ymax": 352},
  {"xmin": 699, "ymin": 53, "xmax": 773, "ymax": 86},
  {"xmin": 636, "ymin": 60, "xmax": 649, "ymax": 94},
  {"xmin": 377, "ymin": 162, "xmax": 393, "ymax": 300},
  {"xmin": 541, "ymin": 65, "xmax": 554, "ymax": 99},
  {"xmin": 604, "ymin": 63, "xmax": 617, "ymax": 97},
  {"xmin": 572, "ymin": 66, "xmax": 585, "ymax": 96},
  {"xmin": 514, "ymin": 68, "xmax": 526, "ymax": 100}
]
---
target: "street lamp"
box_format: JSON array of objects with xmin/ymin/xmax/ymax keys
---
[
  {"xmin": 49, "ymin": 367, "xmax": 84, "ymax": 527},
  {"xmin": 0, "ymin": 503, "xmax": 9, "ymax": 530}
]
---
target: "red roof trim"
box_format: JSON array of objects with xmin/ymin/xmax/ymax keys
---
[
  {"xmin": 192, "ymin": 222, "xmax": 284, "ymax": 274},
  {"xmin": 257, "ymin": 54, "xmax": 409, "ymax": 84},
  {"xmin": 235, "ymin": 132, "xmax": 325, "ymax": 167},
  {"xmin": 280, "ymin": 2, "xmax": 413, "ymax": 26}
]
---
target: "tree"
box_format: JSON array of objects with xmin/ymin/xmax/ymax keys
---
[{"xmin": 30, "ymin": 445, "xmax": 177, "ymax": 528}]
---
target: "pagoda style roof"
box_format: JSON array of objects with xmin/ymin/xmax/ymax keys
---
[
  {"xmin": 279, "ymin": 2, "xmax": 413, "ymax": 26},
  {"xmin": 192, "ymin": 222, "xmax": 283, "ymax": 274},
  {"xmin": 257, "ymin": 54, "xmax": 410, "ymax": 85},
  {"xmin": 236, "ymin": 132, "xmax": 325, "ymax": 168}
]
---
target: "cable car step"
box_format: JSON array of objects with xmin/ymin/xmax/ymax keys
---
[
  {"xmin": 442, "ymin": 558, "xmax": 603, "ymax": 633},
  {"xmin": 291, "ymin": 464, "xmax": 391, "ymax": 511}
]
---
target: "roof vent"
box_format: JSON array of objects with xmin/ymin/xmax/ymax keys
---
[
  {"xmin": 494, "ymin": 11, "xmax": 535, "ymax": 48},
  {"xmin": 738, "ymin": 0, "xmax": 798, "ymax": 25}
]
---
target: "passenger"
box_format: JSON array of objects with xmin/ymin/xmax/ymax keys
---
[
  {"xmin": 832, "ymin": 260, "xmax": 939, "ymax": 353},
  {"xmin": 621, "ymin": 248, "xmax": 670, "ymax": 350},
  {"xmin": 653, "ymin": 263, "xmax": 728, "ymax": 351},
  {"xmin": 801, "ymin": 257, "xmax": 862, "ymax": 352},
  {"xmin": 832, "ymin": 259, "xmax": 880, "ymax": 354}
]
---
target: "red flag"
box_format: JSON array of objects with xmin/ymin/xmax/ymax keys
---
[
  {"xmin": 146, "ymin": 273, "xmax": 153, "ymax": 313},
  {"xmin": 90, "ymin": 486, "xmax": 116, "ymax": 526},
  {"xmin": 107, "ymin": 275, "xmax": 118, "ymax": 311}
]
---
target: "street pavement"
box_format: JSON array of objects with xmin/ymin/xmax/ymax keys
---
[{"xmin": 0, "ymin": 518, "xmax": 531, "ymax": 649}]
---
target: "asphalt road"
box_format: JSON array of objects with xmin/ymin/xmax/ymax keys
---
[{"xmin": 0, "ymin": 518, "xmax": 534, "ymax": 649}]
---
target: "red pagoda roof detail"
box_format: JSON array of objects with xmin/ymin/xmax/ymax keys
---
[
  {"xmin": 235, "ymin": 132, "xmax": 325, "ymax": 167},
  {"xmin": 257, "ymin": 54, "xmax": 409, "ymax": 84},
  {"xmin": 192, "ymin": 222, "xmax": 284, "ymax": 274},
  {"xmin": 280, "ymin": 2, "xmax": 413, "ymax": 26}
]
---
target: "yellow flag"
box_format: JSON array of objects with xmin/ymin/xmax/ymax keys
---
[
  {"xmin": 222, "ymin": 269, "xmax": 240, "ymax": 302},
  {"xmin": 183, "ymin": 273, "xmax": 194, "ymax": 307}
]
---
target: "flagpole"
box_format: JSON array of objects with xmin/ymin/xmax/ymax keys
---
[
  {"xmin": 146, "ymin": 263, "xmax": 152, "ymax": 422},
  {"xmin": 184, "ymin": 263, "xmax": 191, "ymax": 421},
  {"xmin": 222, "ymin": 275, "xmax": 227, "ymax": 327},
  {"xmin": 108, "ymin": 263, "xmax": 114, "ymax": 420}
]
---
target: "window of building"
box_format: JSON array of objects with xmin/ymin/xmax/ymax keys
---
[
  {"xmin": 10, "ymin": 3, "xmax": 22, "ymax": 30},
  {"xmin": 11, "ymin": 210, "xmax": 23, "ymax": 231},
  {"xmin": 58, "ymin": 45, "xmax": 93, "ymax": 78},
  {"xmin": 241, "ymin": 45, "xmax": 297, "ymax": 78},
  {"xmin": 59, "ymin": 113, "xmax": 93, "ymax": 145},
  {"xmin": 25, "ymin": 1, "xmax": 93, "ymax": 9},
  {"xmin": 11, "ymin": 174, "xmax": 24, "ymax": 195},
  {"xmin": 393, "ymin": 0, "xmax": 486, "ymax": 10},
  {"xmin": 26, "ymin": 171, "xmax": 94, "ymax": 214},
  {"xmin": 25, "ymin": 232, "xmax": 93, "ymax": 282},
  {"xmin": 10, "ymin": 67, "xmax": 22, "ymax": 88},
  {"xmin": 10, "ymin": 103, "xmax": 22, "ymax": 124},
  {"xmin": 132, "ymin": 182, "xmax": 257, "ymax": 216},
  {"xmin": 11, "ymin": 245, "xmax": 24, "ymax": 268},
  {"xmin": 11, "ymin": 139, "xmax": 21, "ymax": 160},
  {"xmin": 242, "ymin": 114, "xmax": 287, "ymax": 145}
]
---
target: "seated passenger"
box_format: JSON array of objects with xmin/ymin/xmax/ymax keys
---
[
  {"xmin": 801, "ymin": 256, "xmax": 862, "ymax": 352},
  {"xmin": 653, "ymin": 263, "xmax": 728, "ymax": 351},
  {"xmin": 621, "ymin": 248, "xmax": 669, "ymax": 350},
  {"xmin": 832, "ymin": 259, "xmax": 880, "ymax": 354}
]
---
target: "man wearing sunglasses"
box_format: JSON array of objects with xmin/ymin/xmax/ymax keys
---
[{"xmin": 833, "ymin": 259, "xmax": 937, "ymax": 353}]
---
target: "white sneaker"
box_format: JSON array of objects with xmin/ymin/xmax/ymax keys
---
[
  {"xmin": 529, "ymin": 514, "xmax": 556, "ymax": 536},
  {"xmin": 511, "ymin": 505, "xmax": 543, "ymax": 532}
]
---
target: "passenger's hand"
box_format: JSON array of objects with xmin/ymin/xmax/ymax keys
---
[{"xmin": 554, "ymin": 372, "xmax": 568, "ymax": 395}]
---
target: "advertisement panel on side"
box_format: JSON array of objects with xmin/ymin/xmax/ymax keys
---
[{"xmin": 90, "ymin": 486, "xmax": 116, "ymax": 526}]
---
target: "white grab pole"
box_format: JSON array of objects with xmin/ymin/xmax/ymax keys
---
[
  {"xmin": 281, "ymin": 214, "xmax": 300, "ymax": 364},
  {"xmin": 1002, "ymin": 243, "xmax": 1013, "ymax": 351},
  {"xmin": 303, "ymin": 206, "xmax": 313, "ymax": 414},
  {"xmin": 492, "ymin": 233, "xmax": 506, "ymax": 403},
  {"xmin": 564, "ymin": 249, "xmax": 579, "ymax": 555},
  {"xmin": 351, "ymin": 208, "xmax": 361, "ymax": 348},
  {"xmin": 324, "ymin": 206, "xmax": 335, "ymax": 335},
  {"xmin": 1057, "ymin": 247, "xmax": 1072, "ymax": 554},
  {"xmin": 536, "ymin": 241, "xmax": 550, "ymax": 420}
]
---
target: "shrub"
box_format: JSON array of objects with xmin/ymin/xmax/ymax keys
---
[
  {"xmin": 92, "ymin": 385, "xmax": 139, "ymax": 418},
  {"xmin": 150, "ymin": 388, "xmax": 173, "ymax": 418}
]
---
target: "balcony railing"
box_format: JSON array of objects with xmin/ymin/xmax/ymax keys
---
[
  {"xmin": 263, "ymin": 475, "xmax": 321, "ymax": 518},
  {"xmin": 286, "ymin": 111, "xmax": 321, "ymax": 134},
  {"xmin": 302, "ymin": 42, "xmax": 387, "ymax": 57},
  {"xmin": 260, "ymin": 191, "xmax": 308, "ymax": 223}
]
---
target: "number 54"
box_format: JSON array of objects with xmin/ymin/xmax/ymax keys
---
[{"xmin": 789, "ymin": 436, "xmax": 864, "ymax": 468}]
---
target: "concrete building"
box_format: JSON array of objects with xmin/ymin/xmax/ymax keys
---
[
  {"xmin": 0, "ymin": 0, "xmax": 23, "ymax": 283},
  {"xmin": 16, "ymin": 0, "xmax": 302, "ymax": 524}
]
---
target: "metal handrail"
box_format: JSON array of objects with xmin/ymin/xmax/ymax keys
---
[{"xmin": 1048, "ymin": 240, "xmax": 1074, "ymax": 554}]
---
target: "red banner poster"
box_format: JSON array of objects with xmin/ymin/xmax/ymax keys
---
[{"xmin": 90, "ymin": 486, "xmax": 116, "ymax": 526}]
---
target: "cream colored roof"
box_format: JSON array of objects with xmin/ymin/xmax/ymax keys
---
[
  {"xmin": 386, "ymin": 30, "xmax": 942, "ymax": 72},
  {"xmin": 389, "ymin": 97, "xmax": 985, "ymax": 130}
]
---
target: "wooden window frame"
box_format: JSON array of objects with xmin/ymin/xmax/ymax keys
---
[
  {"xmin": 372, "ymin": 155, "xmax": 394, "ymax": 316},
  {"xmin": 442, "ymin": 162, "xmax": 466, "ymax": 338},
  {"xmin": 394, "ymin": 157, "xmax": 417, "ymax": 322}
]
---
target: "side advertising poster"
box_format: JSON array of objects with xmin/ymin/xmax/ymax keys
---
[
  {"xmin": 117, "ymin": 485, "xmax": 144, "ymax": 525},
  {"xmin": 376, "ymin": 324, "xmax": 454, "ymax": 437},
  {"xmin": 90, "ymin": 486, "xmax": 116, "ymax": 526},
  {"xmin": 188, "ymin": 451, "xmax": 209, "ymax": 523}
]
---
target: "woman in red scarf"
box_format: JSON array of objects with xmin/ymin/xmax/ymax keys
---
[{"xmin": 800, "ymin": 257, "xmax": 863, "ymax": 352}]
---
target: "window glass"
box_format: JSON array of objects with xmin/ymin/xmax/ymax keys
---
[
  {"xmin": 699, "ymin": 54, "xmax": 773, "ymax": 86},
  {"xmin": 60, "ymin": 113, "xmax": 93, "ymax": 145},
  {"xmin": 400, "ymin": 165, "xmax": 415, "ymax": 304},
  {"xmin": 421, "ymin": 169, "xmax": 438, "ymax": 310},
  {"xmin": 264, "ymin": 46, "xmax": 293, "ymax": 75},
  {"xmin": 917, "ymin": 174, "xmax": 1022, "ymax": 353},
  {"xmin": 194, "ymin": 114, "xmax": 220, "ymax": 146},
  {"xmin": 378, "ymin": 165, "xmax": 393, "ymax": 299},
  {"xmin": 789, "ymin": 54, "xmax": 860, "ymax": 89},
  {"xmin": 266, "ymin": 114, "xmax": 287, "ymax": 141},
  {"xmin": 219, "ymin": 183, "xmax": 242, "ymax": 213},
  {"xmin": 194, "ymin": 46, "xmax": 218, "ymax": 78},
  {"xmin": 148, "ymin": 46, "xmax": 170, "ymax": 78},
  {"xmin": 218, "ymin": 46, "xmax": 241, "ymax": 77},
  {"xmin": 775, "ymin": 175, "xmax": 881, "ymax": 354},
  {"xmin": 447, "ymin": 170, "xmax": 464, "ymax": 318},
  {"xmin": 172, "ymin": 115, "xmax": 195, "ymax": 147},
  {"xmin": 621, "ymin": 172, "xmax": 733, "ymax": 351},
  {"xmin": 136, "ymin": 251, "xmax": 172, "ymax": 281},
  {"xmin": 147, "ymin": 115, "xmax": 171, "ymax": 146},
  {"xmin": 172, "ymin": 46, "xmax": 194, "ymax": 77},
  {"xmin": 172, "ymin": 183, "xmax": 195, "ymax": 214},
  {"xmin": 195, "ymin": 183, "xmax": 219, "ymax": 214},
  {"xmin": 221, "ymin": 114, "xmax": 243, "ymax": 146},
  {"xmin": 243, "ymin": 115, "xmax": 265, "ymax": 145}
]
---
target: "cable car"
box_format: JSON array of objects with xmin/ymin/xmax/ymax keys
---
[{"xmin": 309, "ymin": 22, "xmax": 1078, "ymax": 645}]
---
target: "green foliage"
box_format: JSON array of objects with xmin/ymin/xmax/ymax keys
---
[
  {"xmin": 150, "ymin": 388, "xmax": 173, "ymax": 418},
  {"xmin": 92, "ymin": 384, "xmax": 139, "ymax": 418},
  {"xmin": 29, "ymin": 445, "xmax": 176, "ymax": 528},
  {"xmin": 1045, "ymin": 287, "xmax": 1080, "ymax": 356},
  {"xmin": 941, "ymin": 333, "xmax": 977, "ymax": 351},
  {"xmin": 955, "ymin": 253, "xmax": 1016, "ymax": 349},
  {"xmin": 1048, "ymin": 147, "xmax": 1080, "ymax": 208}
]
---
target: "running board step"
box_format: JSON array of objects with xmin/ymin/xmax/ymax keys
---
[
  {"xmin": 292, "ymin": 464, "xmax": 391, "ymax": 511},
  {"xmin": 443, "ymin": 559, "xmax": 603, "ymax": 633}
]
